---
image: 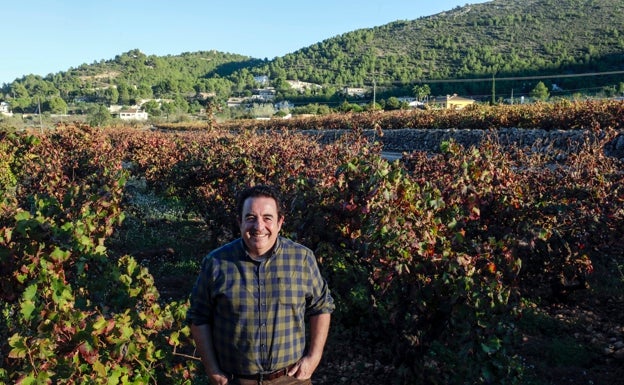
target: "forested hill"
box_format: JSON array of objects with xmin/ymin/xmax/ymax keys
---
[
  {"xmin": 2, "ymin": 0, "xmax": 624, "ymax": 112},
  {"xmin": 262, "ymin": 0, "xmax": 624, "ymax": 96}
]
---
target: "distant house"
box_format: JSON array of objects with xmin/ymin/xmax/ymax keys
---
[
  {"xmin": 195, "ymin": 92, "xmax": 216, "ymax": 100},
  {"xmin": 0, "ymin": 101, "xmax": 12, "ymax": 117},
  {"xmin": 119, "ymin": 108, "xmax": 148, "ymax": 121},
  {"xmin": 432, "ymin": 94, "xmax": 475, "ymax": 110},
  {"xmin": 274, "ymin": 100, "xmax": 294, "ymax": 111},
  {"xmin": 396, "ymin": 96, "xmax": 425, "ymax": 109},
  {"xmin": 342, "ymin": 87, "xmax": 369, "ymax": 98},
  {"xmin": 253, "ymin": 87, "xmax": 276, "ymax": 101},
  {"xmin": 408, "ymin": 100, "xmax": 425, "ymax": 109},
  {"xmin": 227, "ymin": 97, "xmax": 245, "ymax": 108},
  {"xmin": 254, "ymin": 75, "xmax": 269, "ymax": 86},
  {"xmin": 108, "ymin": 105, "xmax": 124, "ymax": 114},
  {"xmin": 287, "ymin": 80, "xmax": 322, "ymax": 93}
]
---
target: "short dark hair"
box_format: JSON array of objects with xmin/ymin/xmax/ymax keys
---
[{"xmin": 236, "ymin": 184, "xmax": 284, "ymax": 219}]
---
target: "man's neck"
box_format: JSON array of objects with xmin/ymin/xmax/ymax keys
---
[{"xmin": 245, "ymin": 242, "xmax": 276, "ymax": 262}]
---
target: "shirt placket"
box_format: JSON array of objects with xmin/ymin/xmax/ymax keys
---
[{"xmin": 256, "ymin": 260, "xmax": 269, "ymax": 369}]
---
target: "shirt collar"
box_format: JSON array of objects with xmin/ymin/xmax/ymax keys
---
[{"xmin": 239, "ymin": 236, "xmax": 283, "ymax": 261}]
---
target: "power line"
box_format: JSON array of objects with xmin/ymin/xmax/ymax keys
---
[{"xmin": 415, "ymin": 70, "xmax": 624, "ymax": 84}]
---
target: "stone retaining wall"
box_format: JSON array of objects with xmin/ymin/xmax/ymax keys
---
[{"xmin": 303, "ymin": 128, "xmax": 624, "ymax": 159}]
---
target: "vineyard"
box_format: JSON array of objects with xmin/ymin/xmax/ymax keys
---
[{"xmin": 1, "ymin": 101, "xmax": 624, "ymax": 384}]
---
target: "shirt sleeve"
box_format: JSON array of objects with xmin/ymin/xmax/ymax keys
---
[
  {"xmin": 186, "ymin": 255, "xmax": 214, "ymax": 325},
  {"xmin": 304, "ymin": 250, "xmax": 335, "ymax": 316}
]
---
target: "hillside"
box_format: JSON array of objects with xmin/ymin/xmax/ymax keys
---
[
  {"xmin": 265, "ymin": 0, "xmax": 624, "ymax": 97},
  {"xmin": 2, "ymin": 0, "xmax": 624, "ymax": 114}
]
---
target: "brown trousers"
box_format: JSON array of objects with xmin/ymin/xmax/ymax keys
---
[{"xmin": 232, "ymin": 376, "xmax": 312, "ymax": 385}]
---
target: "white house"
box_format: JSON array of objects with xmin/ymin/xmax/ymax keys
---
[
  {"xmin": 255, "ymin": 87, "xmax": 276, "ymax": 101},
  {"xmin": 0, "ymin": 101, "xmax": 13, "ymax": 116},
  {"xmin": 342, "ymin": 87, "xmax": 369, "ymax": 98},
  {"xmin": 287, "ymin": 80, "xmax": 322, "ymax": 93},
  {"xmin": 254, "ymin": 75, "xmax": 269, "ymax": 86},
  {"xmin": 227, "ymin": 97, "xmax": 245, "ymax": 108},
  {"xmin": 274, "ymin": 100, "xmax": 294, "ymax": 111},
  {"xmin": 119, "ymin": 108, "xmax": 148, "ymax": 121}
]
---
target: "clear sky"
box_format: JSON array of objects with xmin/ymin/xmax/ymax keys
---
[{"xmin": 1, "ymin": 0, "xmax": 490, "ymax": 85}]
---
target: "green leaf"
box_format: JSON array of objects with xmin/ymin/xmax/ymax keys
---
[
  {"xmin": 168, "ymin": 331, "xmax": 180, "ymax": 346},
  {"xmin": 23, "ymin": 284, "xmax": 38, "ymax": 301},
  {"xmin": 14, "ymin": 210, "xmax": 31, "ymax": 221},
  {"xmin": 127, "ymin": 257, "xmax": 138, "ymax": 276},
  {"xmin": 93, "ymin": 316, "xmax": 109, "ymax": 334},
  {"xmin": 538, "ymin": 228, "xmax": 550, "ymax": 241},
  {"xmin": 20, "ymin": 300, "xmax": 36, "ymax": 321},
  {"xmin": 481, "ymin": 365, "xmax": 494, "ymax": 383},
  {"xmin": 93, "ymin": 360, "xmax": 107, "ymax": 377},
  {"xmin": 121, "ymin": 324, "xmax": 134, "ymax": 339},
  {"xmin": 481, "ymin": 337, "xmax": 501, "ymax": 354},
  {"xmin": 18, "ymin": 375, "xmax": 38, "ymax": 385},
  {"xmin": 51, "ymin": 278, "xmax": 73, "ymax": 307},
  {"xmin": 8, "ymin": 334, "xmax": 28, "ymax": 358},
  {"xmin": 79, "ymin": 235, "xmax": 93, "ymax": 248},
  {"xmin": 50, "ymin": 247, "xmax": 70, "ymax": 263}
]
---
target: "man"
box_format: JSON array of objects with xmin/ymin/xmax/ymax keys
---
[{"xmin": 187, "ymin": 184, "xmax": 335, "ymax": 385}]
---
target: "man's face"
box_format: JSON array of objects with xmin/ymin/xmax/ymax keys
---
[{"xmin": 239, "ymin": 196, "xmax": 284, "ymax": 258}]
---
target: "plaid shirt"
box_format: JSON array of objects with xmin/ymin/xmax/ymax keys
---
[{"xmin": 187, "ymin": 236, "xmax": 335, "ymax": 376}]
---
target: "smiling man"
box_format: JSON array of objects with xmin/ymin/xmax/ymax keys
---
[{"xmin": 187, "ymin": 185, "xmax": 335, "ymax": 385}]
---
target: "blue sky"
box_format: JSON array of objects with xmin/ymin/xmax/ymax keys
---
[{"xmin": 1, "ymin": 0, "xmax": 489, "ymax": 85}]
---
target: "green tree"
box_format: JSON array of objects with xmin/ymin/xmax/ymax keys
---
[
  {"xmin": 249, "ymin": 102, "xmax": 276, "ymax": 118},
  {"xmin": 117, "ymin": 82, "xmax": 132, "ymax": 105},
  {"xmin": 104, "ymin": 87, "xmax": 119, "ymax": 105},
  {"xmin": 142, "ymin": 100, "xmax": 161, "ymax": 116},
  {"xmin": 365, "ymin": 102, "xmax": 382, "ymax": 111},
  {"xmin": 172, "ymin": 95, "xmax": 190, "ymax": 113},
  {"xmin": 338, "ymin": 100, "xmax": 363, "ymax": 113},
  {"xmin": 46, "ymin": 96, "xmax": 68, "ymax": 114},
  {"xmin": 137, "ymin": 82, "xmax": 154, "ymax": 99},
  {"xmin": 8, "ymin": 97, "xmax": 32, "ymax": 113},
  {"xmin": 530, "ymin": 81, "xmax": 550, "ymax": 101},
  {"xmin": 413, "ymin": 84, "xmax": 431, "ymax": 101},
  {"xmin": 88, "ymin": 104, "xmax": 112, "ymax": 127},
  {"xmin": 384, "ymin": 96, "xmax": 402, "ymax": 110},
  {"xmin": 602, "ymin": 85, "xmax": 617, "ymax": 98},
  {"xmin": 10, "ymin": 83, "xmax": 29, "ymax": 99},
  {"xmin": 273, "ymin": 77, "xmax": 291, "ymax": 92}
]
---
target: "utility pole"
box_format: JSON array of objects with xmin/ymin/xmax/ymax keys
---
[
  {"xmin": 37, "ymin": 96, "xmax": 43, "ymax": 133},
  {"xmin": 373, "ymin": 75, "xmax": 376, "ymax": 108},
  {"xmin": 491, "ymin": 72, "xmax": 496, "ymax": 105},
  {"xmin": 369, "ymin": 45, "xmax": 377, "ymax": 110}
]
